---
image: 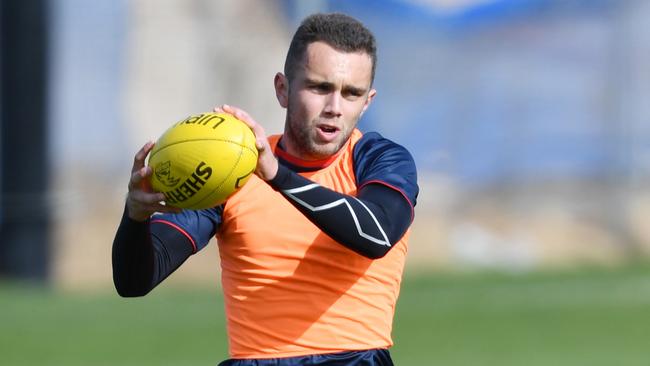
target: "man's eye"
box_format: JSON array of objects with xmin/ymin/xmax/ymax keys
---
[
  {"xmin": 312, "ymin": 85, "xmax": 329, "ymax": 92},
  {"xmin": 344, "ymin": 91, "xmax": 363, "ymax": 99}
]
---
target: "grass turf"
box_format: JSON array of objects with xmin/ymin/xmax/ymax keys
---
[{"xmin": 2, "ymin": 264, "xmax": 650, "ymax": 365}]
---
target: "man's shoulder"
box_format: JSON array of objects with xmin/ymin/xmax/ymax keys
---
[
  {"xmin": 352, "ymin": 130, "xmax": 418, "ymax": 205},
  {"xmin": 353, "ymin": 131, "xmax": 415, "ymax": 166},
  {"xmin": 356, "ymin": 130, "xmax": 395, "ymax": 145}
]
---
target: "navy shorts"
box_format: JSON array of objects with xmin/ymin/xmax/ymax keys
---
[{"xmin": 218, "ymin": 349, "xmax": 394, "ymax": 366}]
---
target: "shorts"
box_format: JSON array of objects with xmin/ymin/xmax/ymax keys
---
[{"xmin": 218, "ymin": 349, "xmax": 394, "ymax": 366}]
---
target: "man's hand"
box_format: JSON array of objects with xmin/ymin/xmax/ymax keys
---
[
  {"xmin": 126, "ymin": 142, "xmax": 181, "ymax": 221},
  {"xmin": 214, "ymin": 104, "xmax": 279, "ymax": 181}
]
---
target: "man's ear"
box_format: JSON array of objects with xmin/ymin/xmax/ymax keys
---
[
  {"xmin": 274, "ymin": 72, "xmax": 289, "ymax": 108},
  {"xmin": 360, "ymin": 88, "xmax": 377, "ymax": 118}
]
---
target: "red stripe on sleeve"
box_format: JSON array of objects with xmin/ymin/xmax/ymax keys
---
[
  {"xmin": 358, "ymin": 180, "xmax": 415, "ymax": 222},
  {"xmin": 151, "ymin": 219, "xmax": 198, "ymax": 253}
]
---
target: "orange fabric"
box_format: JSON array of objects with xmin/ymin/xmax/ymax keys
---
[{"xmin": 216, "ymin": 129, "xmax": 410, "ymax": 358}]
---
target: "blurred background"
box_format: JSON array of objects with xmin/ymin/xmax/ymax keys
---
[{"xmin": 2, "ymin": 0, "xmax": 650, "ymax": 365}]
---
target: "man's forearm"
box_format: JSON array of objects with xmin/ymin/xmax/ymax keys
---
[
  {"xmin": 268, "ymin": 165, "xmax": 413, "ymax": 259},
  {"xmin": 112, "ymin": 207, "xmax": 194, "ymax": 296}
]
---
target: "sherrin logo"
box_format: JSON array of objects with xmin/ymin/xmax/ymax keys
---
[
  {"xmin": 177, "ymin": 113, "xmax": 226, "ymax": 129},
  {"xmin": 154, "ymin": 161, "xmax": 181, "ymax": 187},
  {"xmin": 163, "ymin": 161, "xmax": 213, "ymax": 204}
]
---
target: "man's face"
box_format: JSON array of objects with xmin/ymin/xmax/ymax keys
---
[{"xmin": 276, "ymin": 41, "xmax": 376, "ymax": 160}]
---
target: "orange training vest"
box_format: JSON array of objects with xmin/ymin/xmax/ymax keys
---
[{"xmin": 216, "ymin": 129, "xmax": 410, "ymax": 358}]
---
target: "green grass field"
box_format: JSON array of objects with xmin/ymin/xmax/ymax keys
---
[{"xmin": 2, "ymin": 264, "xmax": 650, "ymax": 365}]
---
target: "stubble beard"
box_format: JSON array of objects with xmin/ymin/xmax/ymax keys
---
[{"xmin": 284, "ymin": 108, "xmax": 353, "ymax": 160}]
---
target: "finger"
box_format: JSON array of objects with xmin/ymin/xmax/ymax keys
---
[
  {"xmin": 221, "ymin": 104, "xmax": 235, "ymax": 114},
  {"xmin": 249, "ymin": 121, "xmax": 267, "ymax": 141},
  {"xmin": 129, "ymin": 166, "xmax": 152, "ymax": 190},
  {"xmin": 232, "ymin": 108, "xmax": 261, "ymax": 133},
  {"xmin": 155, "ymin": 204, "xmax": 183, "ymax": 214},
  {"xmin": 236, "ymin": 110, "xmax": 255, "ymax": 126},
  {"xmin": 132, "ymin": 141, "xmax": 155, "ymax": 173},
  {"xmin": 130, "ymin": 189, "xmax": 166, "ymax": 205},
  {"xmin": 220, "ymin": 104, "xmax": 265, "ymax": 138},
  {"xmin": 128, "ymin": 202, "xmax": 179, "ymax": 221},
  {"xmin": 216, "ymin": 104, "xmax": 235, "ymax": 117},
  {"xmin": 256, "ymin": 138, "xmax": 269, "ymax": 151},
  {"xmin": 142, "ymin": 201, "xmax": 181, "ymax": 213},
  {"xmin": 128, "ymin": 186, "xmax": 177, "ymax": 207},
  {"xmin": 222, "ymin": 104, "xmax": 253, "ymax": 124},
  {"xmin": 137, "ymin": 192, "xmax": 183, "ymax": 213}
]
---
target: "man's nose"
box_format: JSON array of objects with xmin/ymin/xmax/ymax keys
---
[{"xmin": 323, "ymin": 92, "xmax": 342, "ymax": 117}]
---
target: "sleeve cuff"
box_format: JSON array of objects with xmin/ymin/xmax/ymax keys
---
[{"xmin": 268, "ymin": 163, "xmax": 294, "ymax": 191}]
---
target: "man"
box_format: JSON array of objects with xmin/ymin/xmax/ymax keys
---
[{"xmin": 113, "ymin": 13, "xmax": 418, "ymax": 365}]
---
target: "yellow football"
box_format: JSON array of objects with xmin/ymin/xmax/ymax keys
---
[{"xmin": 148, "ymin": 112, "xmax": 258, "ymax": 209}]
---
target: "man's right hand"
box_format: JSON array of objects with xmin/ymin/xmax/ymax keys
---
[{"xmin": 126, "ymin": 141, "xmax": 181, "ymax": 221}]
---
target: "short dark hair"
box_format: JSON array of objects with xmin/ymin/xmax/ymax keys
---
[{"xmin": 284, "ymin": 13, "xmax": 377, "ymax": 85}]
